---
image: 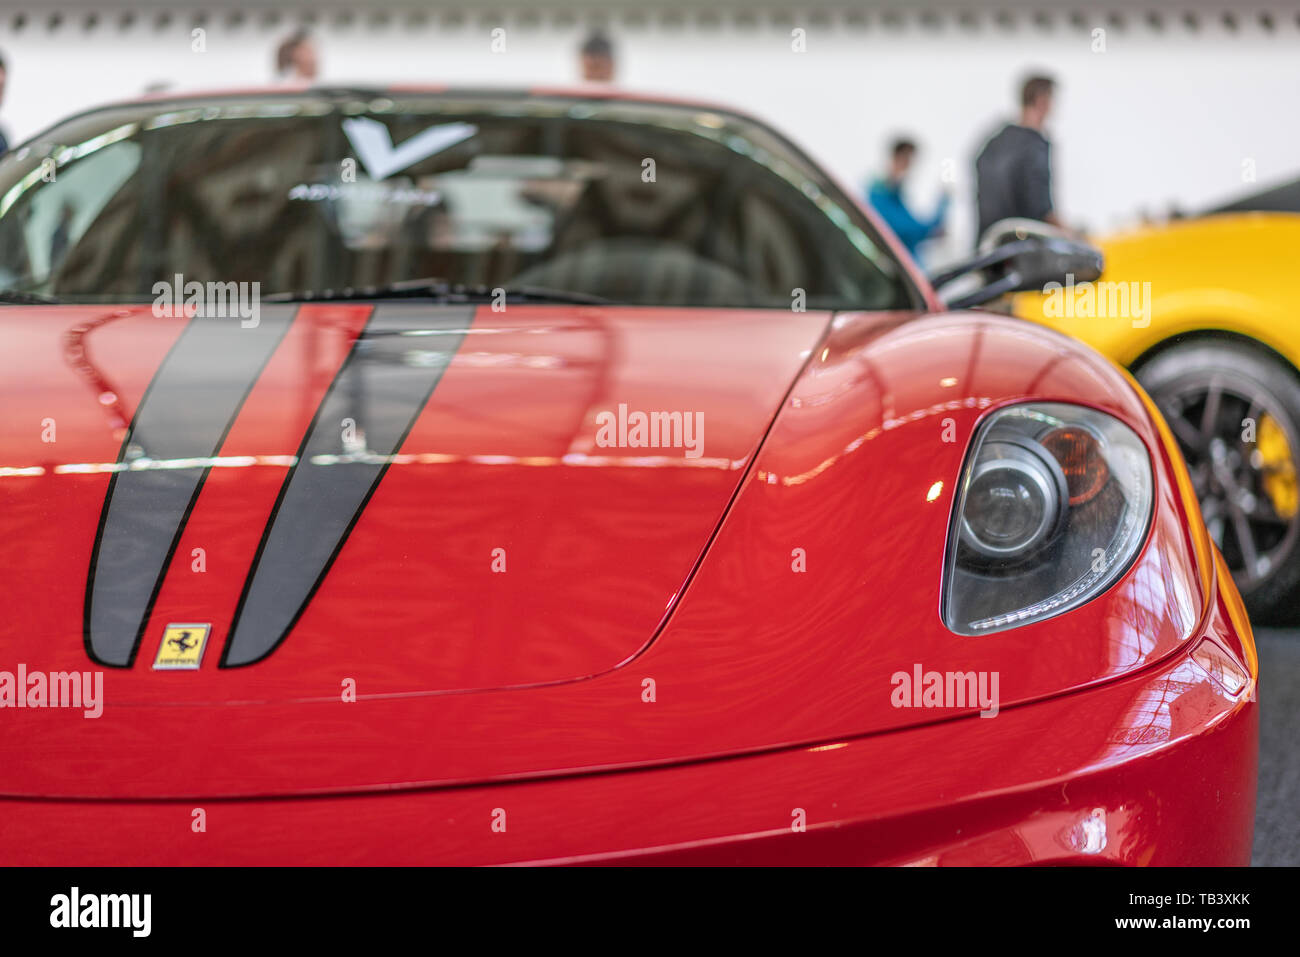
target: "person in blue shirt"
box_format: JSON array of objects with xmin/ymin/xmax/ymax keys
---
[{"xmin": 867, "ymin": 138, "xmax": 949, "ymax": 261}]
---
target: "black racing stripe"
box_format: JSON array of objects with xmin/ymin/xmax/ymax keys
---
[
  {"xmin": 84, "ymin": 307, "xmax": 299, "ymax": 667},
  {"xmin": 221, "ymin": 303, "xmax": 475, "ymax": 667}
]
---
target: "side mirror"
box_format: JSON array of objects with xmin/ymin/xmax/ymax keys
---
[{"xmin": 930, "ymin": 233, "xmax": 1104, "ymax": 310}]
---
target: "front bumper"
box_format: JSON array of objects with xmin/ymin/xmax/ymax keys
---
[{"xmin": 0, "ymin": 556, "xmax": 1257, "ymax": 866}]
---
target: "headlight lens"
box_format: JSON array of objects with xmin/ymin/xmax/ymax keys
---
[{"xmin": 943, "ymin": 403, "xmax": 1153, "ymax": 634}]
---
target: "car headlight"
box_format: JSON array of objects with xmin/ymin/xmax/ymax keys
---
[{"xmin": 943, "ymin": 402, "xmax": 1154, "ymax": 634}]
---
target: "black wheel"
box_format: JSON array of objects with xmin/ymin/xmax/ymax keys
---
[{"xmin": 1137, "ymin": 339, "xmax": 1300, "ymax": 623}]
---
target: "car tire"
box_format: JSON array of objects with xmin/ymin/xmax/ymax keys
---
[{"xmin": 1137, "ymin": 338, "xmax": 1300, "ymax": 624}]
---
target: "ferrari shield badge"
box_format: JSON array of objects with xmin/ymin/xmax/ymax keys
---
[{"xmin": 153, "ymin": 624, "xmax": 211, "ymax": 670}]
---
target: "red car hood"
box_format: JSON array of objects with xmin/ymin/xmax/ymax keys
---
[
  {"xmin": 2, "ymin": 301, "xmax": 823, "ymax": 686},
  {"xmin": 0, "ymin": 304, "xmax": 1204, "ymax": 799}
]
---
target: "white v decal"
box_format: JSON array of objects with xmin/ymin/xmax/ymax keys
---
[{"xmin": 341, "ymin": 117, "xmax": 477, "ymax": 181}]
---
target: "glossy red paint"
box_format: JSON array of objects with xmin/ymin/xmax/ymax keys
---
[
  {"xmin": 0, "ymin": 89, "xmax": 1258, "ymax": 864},
  {"xmin": 0, "ymin": 556, "xmax": 1257, "ymax": 865},
  {"xmin": 2, "ymin": 303, "xmax": 827, "ymax": 709},
  {"xmin": 0, "ymin": 293, "xmax": 1259, "ymax": 865}
]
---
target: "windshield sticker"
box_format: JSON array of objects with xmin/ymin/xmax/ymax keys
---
[{"xmin": 342, "ymin": 117, "xmax": 476, "ymax": 181}]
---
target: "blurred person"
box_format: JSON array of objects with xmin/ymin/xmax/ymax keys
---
[
  {"xmin": 0, "ymin": 52, "xmax": 10, "ymax": 156},
  {"xmin": 579, "ymin": 30, "xmax": 615, "ymax": 83},
  {"xmin": 866, "ymin": 137, "xmax": 949, "ymax": 261},
  {"xmin": 275, "ymin": 30, "xmax": 319, "ymax": 84},
  {"xmin": 974, "ymin": 74, "xmax": 1062, "ymax": 243}
]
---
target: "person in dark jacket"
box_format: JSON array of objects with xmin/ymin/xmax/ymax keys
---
[{"xmin": 974, "ymin": 74, "xmax": 1062, "ymax": 243}]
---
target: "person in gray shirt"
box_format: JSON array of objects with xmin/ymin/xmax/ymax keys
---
[{"xmin": 974, "ymin": 74, "xmax": 1062, "ymax": 243}]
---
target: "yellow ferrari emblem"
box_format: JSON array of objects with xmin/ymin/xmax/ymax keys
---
[{"xmin": 153, "ymin": 624, "xmax": 211, "ymax": 670}]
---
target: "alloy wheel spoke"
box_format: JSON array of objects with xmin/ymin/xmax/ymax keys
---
[
  {"xmin": 1168, "ymin": 410, "xmax": 1203, "ymax": 453},
  {"xmin": 1228, "ymin": 501, "xmax": 1262, "ymax": 577},
  {"xmin": 1199, "ymin": 377, "xmax": 1223, "ymax": 445},
  {"xmin": 1246, "ymin": 499, "xmax": 1290, "ymax": 527}
]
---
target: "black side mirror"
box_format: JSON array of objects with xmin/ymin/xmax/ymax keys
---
[{"xmin": 930, "ymin": 234, "xmax": 1104, "ymax": 310}]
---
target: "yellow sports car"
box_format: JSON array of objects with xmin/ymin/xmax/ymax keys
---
[{"xmin": 1013, "ymin": 186, "xmax": 1300, "ymax": 621}]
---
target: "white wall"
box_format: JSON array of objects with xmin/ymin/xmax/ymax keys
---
[{"xmin": 3, "ymin": 4, "xmax": 1297, "ymax": 261}]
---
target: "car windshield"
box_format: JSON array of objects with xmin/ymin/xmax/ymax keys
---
[{"xmin": 0, "ymin": 92, "xmax": 916, "ymax": 310}]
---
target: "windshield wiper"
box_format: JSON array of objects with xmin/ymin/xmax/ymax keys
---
[
  {"xmin": 0, "ymin": 289, "xmax": 61, "ymax": 304},
  {"xmin": 264, "ymin": 278, "xmax": 612, "ymax": 305}
]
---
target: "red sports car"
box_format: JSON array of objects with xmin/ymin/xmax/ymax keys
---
[{"xmin": 0, "ymin": 89, "xmax": 1257, "ymax": 864}]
